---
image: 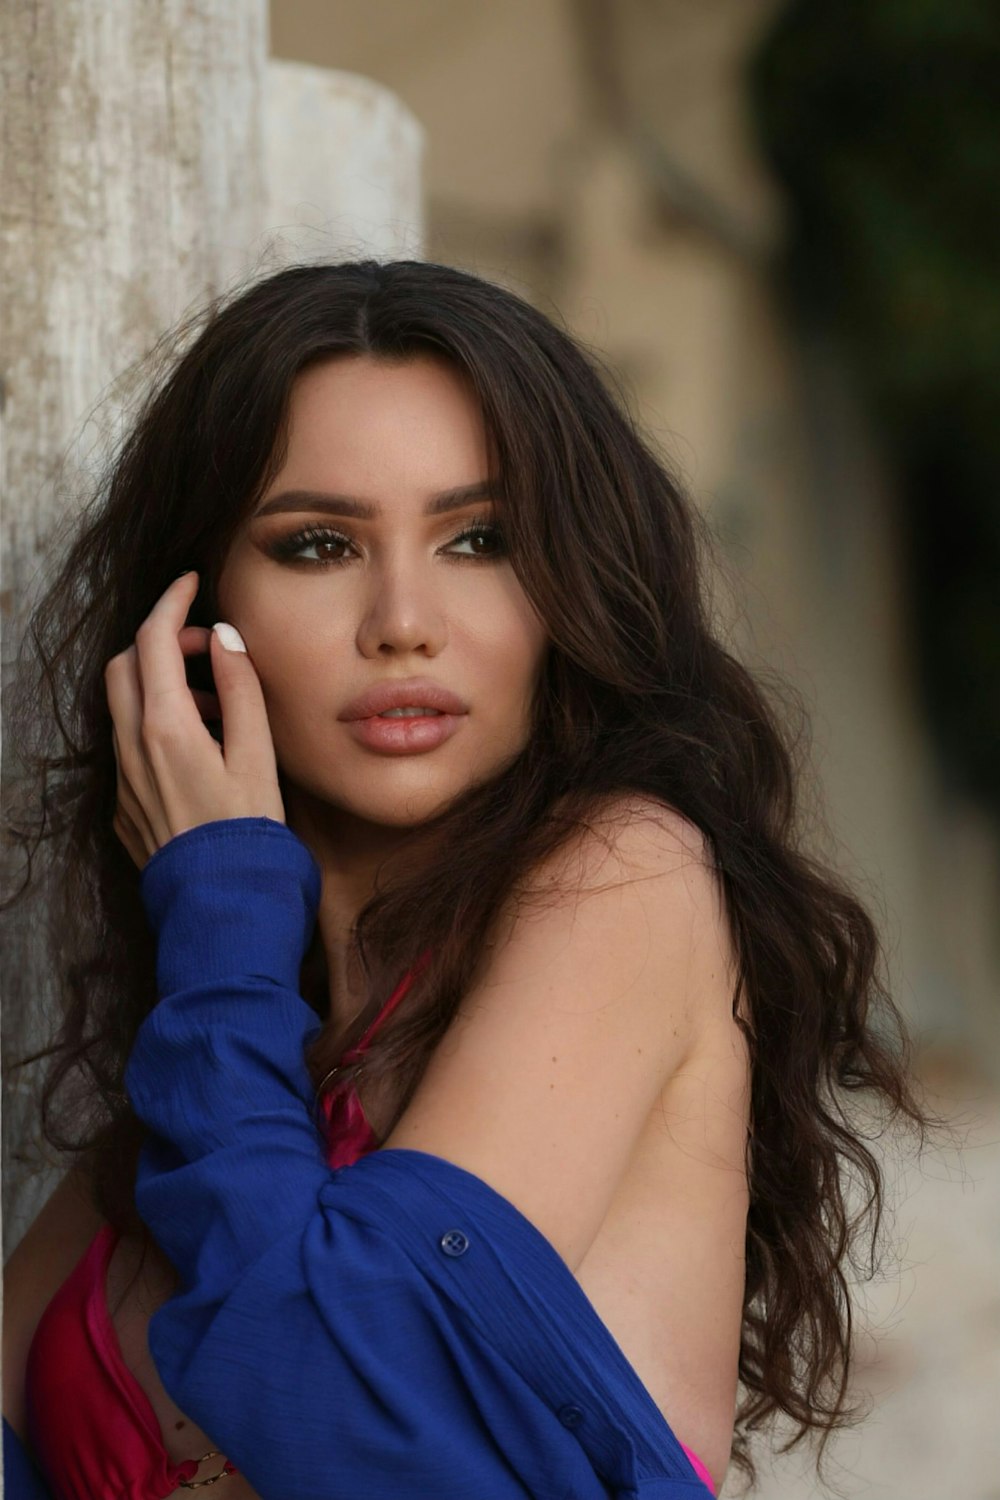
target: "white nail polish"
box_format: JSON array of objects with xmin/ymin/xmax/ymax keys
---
[{"xmin": 213, "ymin": 622, "xmax": 247, "ymax": 653}]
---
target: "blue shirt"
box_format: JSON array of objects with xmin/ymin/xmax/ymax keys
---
[
  {"xmin": 3, "ymin": 1417, "xmax": 52, "ymax": 1500},
  {"xmin": 124, "ymin": 817, "xmax": 714, "ymax": 1499}
]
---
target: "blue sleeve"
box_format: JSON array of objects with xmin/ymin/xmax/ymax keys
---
[
  {"xmin": 125, "ymin": 819, "xmax": 711, "ymax": 1500},
  {"xmin": 123, "ymin": 820, "xmax": 546, "ymax": 1500},
  {"xmin": 3, "ymin": 1417, "xmax": 55, "ymax": 1500}
]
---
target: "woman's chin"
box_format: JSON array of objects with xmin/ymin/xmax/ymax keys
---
[{"xmin": 282, "ymin": 776, "xmax": 470, "ymax": 834}]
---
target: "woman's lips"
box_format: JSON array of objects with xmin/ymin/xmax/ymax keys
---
[{"xmin": 343, "ymin": 712, "xmax": 465, "ymax": 755}]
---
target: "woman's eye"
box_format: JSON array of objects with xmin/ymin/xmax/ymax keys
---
[
  {"xmin": 448, "ymin": 522, "xmax": 507, "ymax": 559},
  {"xmin": 271, "ymin": 519, "xmax": 507, "ymax": 568},
  {"xmin": 271, "ymin": 526, "xmax": 353, "ymax": 566}
]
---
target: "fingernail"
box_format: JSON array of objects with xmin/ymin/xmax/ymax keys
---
[{"xmin": 213, "ymin": 621, "xmax": 246, "ymax": 653}]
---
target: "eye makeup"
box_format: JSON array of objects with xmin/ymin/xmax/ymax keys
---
[{"xmin": 267, "ymin": 514, "xmax": 508, "ymax": 569}]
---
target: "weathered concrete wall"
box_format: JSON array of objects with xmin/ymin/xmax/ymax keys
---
[
  {"xmin": 1, "ymin": 6, "xmax": 425, "ymax": 1261},
  {"xmin": 1, "ymin": 3, "xmax": 267, "ymax": 511},
  {"xmin": 0, "ymin": 0, "xmax": 269, "ymax": 1264},
  {"xmin": 265, "ymin": 60, "xmax": 425, "ymax": 265}
]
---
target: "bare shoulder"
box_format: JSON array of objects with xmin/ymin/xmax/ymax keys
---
[
  {"xmin": 382, "ymin": 789, "xmax": 738, "ymax": 1270},
  {"xmin": 525, "ymin": 791, "xmax": 740, "ymax": 1050},
  {"xmin": 529, "ymin": 790, "xmax": 716, "ymax": 888},
  {"xmin": 3, "ymin": 1164, "xmax": 107, "ymax": 1440}
]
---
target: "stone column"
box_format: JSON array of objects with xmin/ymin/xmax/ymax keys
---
[
  {"xmin": 0, "ymin": 7, "xmax": 423, "ymax": 1259},
  {"xmin": 263, "ymin": 59, "xmax": 425, "ymax": 266},
  {"xmin": 0, "ymin": 0, "xmax": 269, "ymax": 1260}
]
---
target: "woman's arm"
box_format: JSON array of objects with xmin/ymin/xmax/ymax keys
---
[{"xmin": 125, "ymin": 812, "xmax": 721, "ymax": 1498}]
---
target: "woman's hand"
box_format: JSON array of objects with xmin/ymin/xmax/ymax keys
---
[{"xmin": 105, "ymin": 570, "xmax": 286, "ymax": 871}]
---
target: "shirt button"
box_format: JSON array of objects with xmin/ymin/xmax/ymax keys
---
[
  {"xmin": 558, "ymin": 1404, "xmax": 585, "ymax": 1428},
  {"xmin": 439, "ymin": 1229, "xmax": 470, "ymax": 1257}
]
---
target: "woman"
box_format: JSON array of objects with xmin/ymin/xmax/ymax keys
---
[{"xmin": 3, "ymin": 259, "xmax": 939, "ymax": 1498}]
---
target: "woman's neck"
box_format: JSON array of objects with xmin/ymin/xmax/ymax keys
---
[{"xmin": 283, "ymin": 788, "xmax": 428, "ymax": 1034}]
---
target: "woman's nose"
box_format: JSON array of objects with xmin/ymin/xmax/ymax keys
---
[{"xmin": 354, "ymin": 564, "xmax": 448, "ymax": 658}]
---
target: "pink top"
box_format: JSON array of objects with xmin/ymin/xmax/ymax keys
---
[
  {"xmin": 24, "ymin": 955, "xmax": 715, "ymax": 1497},
  {"xmin": 318, "ymin": 951, "xmax": 429, "ymax": 1167}
]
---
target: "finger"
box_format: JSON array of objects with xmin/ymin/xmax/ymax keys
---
[
  {"xmin": 105, "ymin": 630, "xmax": 208, "ymax": 747},
  {"xmin": 106, "ymin": 658, "xmax": 151, "ymax": 826},
  {"xmin": 178, "ymin": 624, "xmax": 213, "ymax": 657},
  {"xmin": 110, "ymin": 696, "xmax": 155, "ymax": 864},
  {"xmin": 134, "ymin": 572, "xmax": 205, "ymax": 719},
  {"xmin": 104, "ymin": 645, "xmax": 144, "ymax": 750},
  {"xmin": 131, "ymin": 579, "xmax": 224, "ymax": 762},
  {"xmin": 208, "ymin": 624, "xmax": 280, "ymax": 780},
  {"xmin": 110, "ymin": 769, "xmax": 148, "ymax": 870}
]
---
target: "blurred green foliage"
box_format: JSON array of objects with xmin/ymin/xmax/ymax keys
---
[{"xmin": 747, "ymin": 0, "xmax": 1000, "ymax": 822}]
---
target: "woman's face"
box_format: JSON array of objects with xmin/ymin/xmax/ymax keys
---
[{"xmin": 216, "ymin": 353, "xmax": 549, "ymax": 834}]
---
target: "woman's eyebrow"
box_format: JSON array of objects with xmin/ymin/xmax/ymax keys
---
[{"xmin": 254, "ymin": 481, "xmax": 500, "ymax": 521}]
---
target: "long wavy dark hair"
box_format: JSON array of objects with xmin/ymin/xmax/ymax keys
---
[{"xmin": 3, "ymin": 258, "xmax": 945, "ymax": 1493}]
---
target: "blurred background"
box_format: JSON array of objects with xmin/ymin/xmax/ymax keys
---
[
  {"xmin": 267, "ymin": 12, "xmax": 1000, "ymax": 1494},
  {"xmin": 3, "ymin": 2, "xmax": 999, "ymax": 1495}
]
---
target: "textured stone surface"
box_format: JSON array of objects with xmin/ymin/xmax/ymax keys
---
[
  {"xmin": 263, "ymin": 59, "xmax": 424, "ymax": 267},
  {"xmin": 1, "ymin": 4, "xmax": 424, "ymax": 1259},
  {"xmin": 1, "ymin": 0, "xmax": 268, "ymax": 1263}
]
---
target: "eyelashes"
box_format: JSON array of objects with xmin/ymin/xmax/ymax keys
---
[{"xmin": 268, "ymin": 515, "xmax": 508, "ymax": 569}]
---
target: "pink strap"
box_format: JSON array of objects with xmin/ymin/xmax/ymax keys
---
[
  {"xmin": 679, "ymin": 1440, "xmax": 715, "ymax": 1492},
  {"xmin": 349, "ymin": 948, "xmax": 432, "ymax": 1056}
]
